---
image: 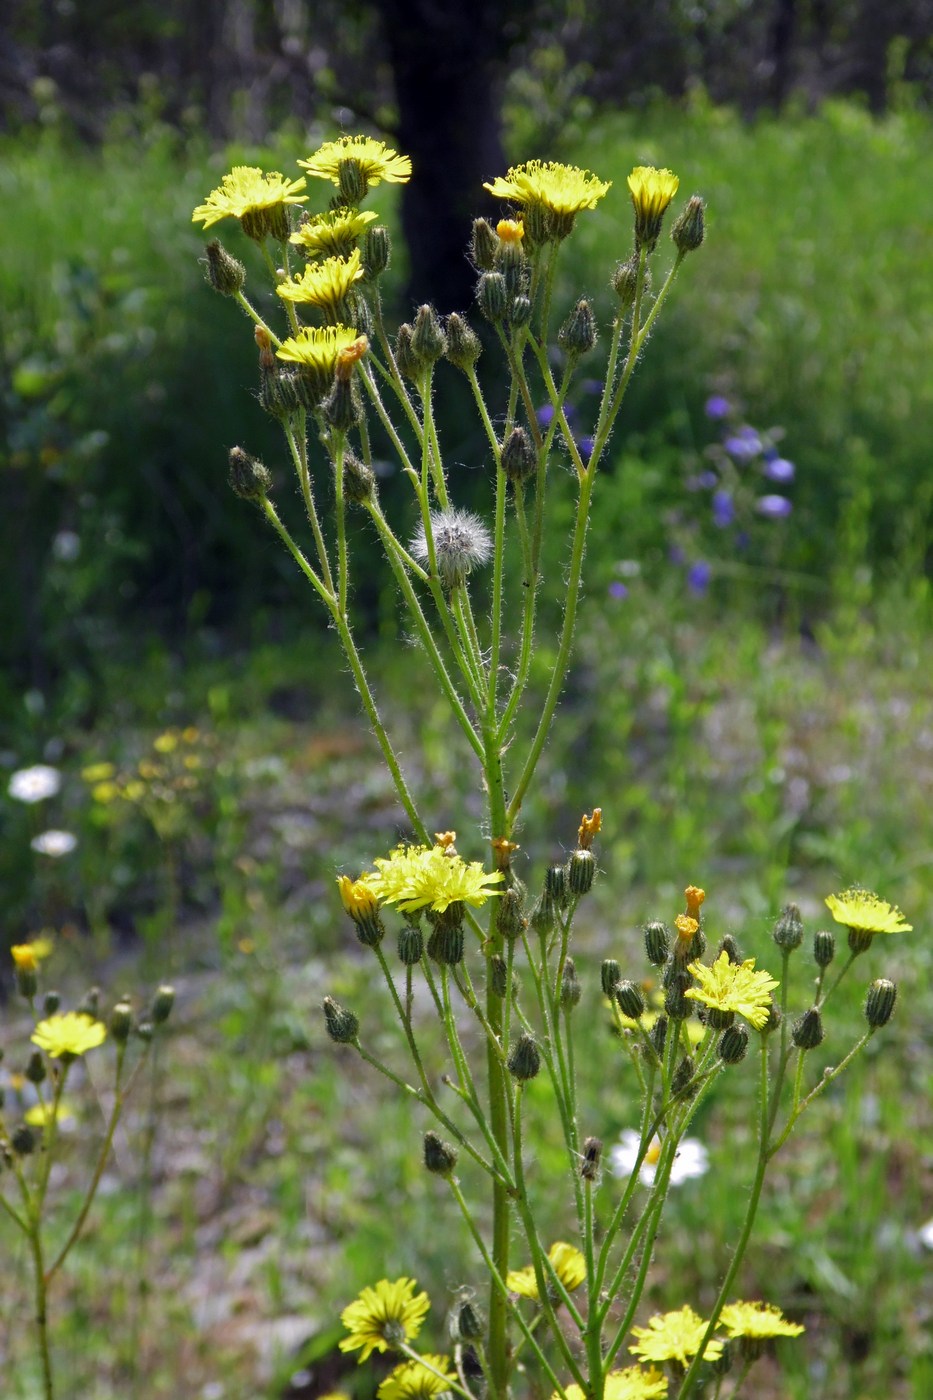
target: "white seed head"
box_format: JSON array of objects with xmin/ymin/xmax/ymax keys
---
[{"xmin": 411, "ymin": 508, "xmax": 493, "ymax": 588}]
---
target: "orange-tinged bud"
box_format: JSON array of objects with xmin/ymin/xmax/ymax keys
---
[
  {"xmin": 685, "ymin": 885, "xmax": 705, "ymax": 920},
  {"xmin": 675, "ymin": 914, "xmax": 699, "ymax": 941},
  {"xmin": 578, "ymin": 809, "xmax": 602, "ymax": 849}
]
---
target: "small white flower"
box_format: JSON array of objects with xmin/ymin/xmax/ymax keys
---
[
  {"xmin": 610, "ymin": 1129, "xmax": 709, "ymax": 1187},
  {"xmin": 918, "ymin": 1218, "xmax": 933, "ymax": 1252},
  {"xmin": 30, "ymin": 830, "xmax": 78, "ymax": 857},
  {"xmin": 8, "ymin": 765, "xmax": 61, "ymax": 804}
]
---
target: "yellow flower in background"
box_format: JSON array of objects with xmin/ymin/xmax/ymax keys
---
[
  {"xmin": 300, "ymin": 135, "xmax": 412, "ymax": 187},
  {"xmin": 718, "ymin": 1300, "xmax": 804, "ymax": 1340},
  {"xmin": 339, "ymin": 1277, "xmax": 430, "ymax": 1362},
  {"xmin": 364, "ymin": 843, "xmax": 504, "ymax": 914},
  {"xmin": 337, "ymin": 875, "xmax": 380, "ymax": 922},
  {"xmin": 153, "ymin": 732, "xmax": 178, "ymax": 753},
  {"xmin": 630, "ymin": 1306, "xmax": 723, "ymax": 1367},
  {"xmin": 276, "ymin": 250, "xmax": 364, "ymax": 316},
  {"xmin": 627, "ymin": 165, "xmax": 680, "ymax": 249},
  {"xmin": 377, "ymin": 1354, "xmax": 458, "ymax": 1400},
  {"xmin": 685, "ymin": 952, "xmax": 778, "ymax": 1030},
  {"xmin": 507, "ymin": 1241, "xmax": 586, "ymax": 1300},
  {"xmin": 11, "ymin": 938, "xmax": 53, "ymax": 973},
  {"xmin": 92, "ymin": 780, "xmax": 121, "ymax": 803},
  {"xmin": 557, "ymin": 1367, "xmax": 669, "ymax": 1400},
  {"xmin": 824, "ymin": 889, "xmax": 912, "ymax": 937},
  {"xmin": 192, "ymin": 166, "xmax": 307, "ymax": 239},
  {"xmin": 31, "ymin": 1012, "xmax": 107, "ymax": 1059},
  {"xmin": 291, "ymin": 207, "xmax": 378, "ymax": 259},
  {"xmin": 81, "ymin": 762, "xmax": 115, "ymax": 783},
  {"xmin": 25, "ymin": 1099, "xmax": 76, "ymax": 1128}
]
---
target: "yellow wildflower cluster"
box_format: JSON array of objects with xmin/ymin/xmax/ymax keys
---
[
  {"xmin": 362, "ymin": 841, "xmax": 504, "ymax": 914},
  {"xmin": 339, "ymin": 1277, "xmax": 429, "ymax": 1362}
]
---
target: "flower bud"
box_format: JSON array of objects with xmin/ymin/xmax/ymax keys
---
[
  {"xmin": 545, "ymin": 863, "xmax": 568, "ymax": 908},
  {"xmin": 762, "ymin": 998, "xmax": 782, "ymax": 1034},
  {"xmin": 411, "ymin": 304, "xmax": 447, "ymax": 365},
  {"xmin": 397, "ymin": 924, "xmax": 424, "ymax": 966},
  {"xmin": 12, "ymin": 1125, "xmax": 36, "ymax": 1156},
  {"xmin": 717, "ymin": 934, "xmax": 742, "ymax": 964},
  {"xmin": 719, "ymin": 1023, "xmax": 749, "ymax": 1064},
  {"xmin": 671, "ymin": 196, "xmax": 706, "ymax": 254},
  {"xmin": 865, "ymin": 978, "xmax": 897, "ymax": 1028},
  {"xmin": 601, "ymin": 960, "xmax": 622, "ymax": 997},
  {"xmin": 154, "ymin": 986, "xmax": 176, "ymax": 1027},
  {"xmin": 500, "ymin": 426, "xmax": 536, "ymax": 486},
  {"xmin": 615, "ymin": 980, "xmax": 645, "ymax": 1020},
  {"xmin": 644, "ymin": 920, "xmax": 670, "ymax": 965},
  {"xmin": 15, "ymin": 966, "xmax": 38, "ymax": 1000},
  {"xmin": 452, "ymin": 1297, "xmax": 485, "ymax": 1341},
  {"xmin": 650, "ymin": 1016, "xmax": 669, "ymax": 1057},
  {"xmin": 507, "ymin": 1031, "xmax": 541, "ymax": 1082},
  {"xmin": 445, "ymin": 312, "xmax": 482, "ymax": 371},
  {"xmin": 672, "ymin": 1054, "xmax": 696, "ymax": 1097},
  {"xmin": 792, "ymin": 1007, "xmax": 824, "ymax": 1050},
  {"xmin": 323, "ymin": 375, "xmax": 361, "ymax": 432},
  {"xmin": 611, "ymin": 257, "xmax": 641, "ymax": 308},
  {"xmin": 423, "ymin": 1130, "xmax": 458, "ymax": 1177},
  {"xmin": 323, "ymin": 996, "xmax": 359, "ymax": 1044},
  {"xmin": 509, "ymin": 294, "xmax": 532, "ymax": 328},
  {"xmin": 814, "ymin": 929, "xmax": 836, "ymax": 968},
  {"xmin": 530, "ymin": 892, "xmax": 555, "ymax": 936},
  {"xmin": 394, "ymin": 322, "xmax": 422, "ymax": 380},
  {"xmin": 43, "ymin": 991, "xmax": 61, "ymax": 1015},
  {"xmin": 560, "ymin": 957, "xmax": 582, "ymax": 1010},
  {"xmin": 773, "ymin": 903, "xmax": 804, "ymax": 951},
  {"xmin": 664, "ymin": 978, "xmax": 692, "ymax": 1021},
  {"xmin": 581, "ymin": 1135, "xmax": 602, "ymax": 1181},
  {"xmin": 109, "ymin": 1001, "xmax": 134, "ymax": 1044},
  {"xmin": 489, "ymin": 954, "xmax": 510, "ymax": 998},
  {"xmin": 361, "ymin": 225, "xmax": 391, "ymax": 279},
  {"xmin": 136, "ymin": 1020, "xmax": 154, "ymax": 1042},
  {"xmin": 568, "ymin": 848, "xmax": 596, "ymax": 895},
  {"xmin": 470, "ymin": 218, "xmax": 499, "ymax": 271},
  {"xmin": 25, "ymin": 1051, "xmax": 46, "ymax": 1085},
  {"xmin": 78, "ymin": 987, "xmax": 101, "ymax": 1018},
  {"xmin": 203, "ymin": 238, "xmax": 246, "ymax": 296},
  {"xmin": 477, "ymin": 271, "xmax": 508, "ymax": 324},
  {"xmin": 228, "ymin": 447, "xmax": 273, "ymax": 500},
  {"xmin": 496, "ymin": 885, "xmax": 526, "ymax": 940},
  {"xmin": 343, "ymin": 450, "xmax": 376, "ymax": 503},
  {"xmin": 558, "ymin": 299, "xmax": 598, "ymax": 357},
  {"xmin": 427, "ymin": 925, "xmax": 465, "ymax": 967}
]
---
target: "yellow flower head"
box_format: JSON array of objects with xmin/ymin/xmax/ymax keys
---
[
  {"xmin": 31, "ymin": 1012, "xmax": 107, "ymax": 1059},
  {"xmin": 377, "ymin": 1355, "xmax": 458, "ymax": 1400},
  {"xmin": 81, "ymin": 762, "xmax": 115, "ymax": 783},
  {"xmin": 290, "ymin": 206, "xmax": 378, "ymax": 259},
  {"xmin": 496, "ymin": 218, "xmax": 525, "ymax": 245},
  {"xmin": 25, "ymin": 1098, "xmax": 76, "ymax": 1128},
  {"xmin": 363, "ymin": 843, "xmax": 504, "ymax": 915},
  {"xmin": 484, "ymin": 160, "xmax": 611, "ymax": 242},
  {"xmin": 674, "ymin": 914, "xmax": 698, "ymax": 942},
  {"xmin": 557, "ymin": 1367, "xmax": 669, "ymax": 1400},
  {"xmin": 12, "ymin": 938, "xmax": 53, "ymax": 973},
  {"xmin": 339, "ymin": 1277, "xmax": 429, "ymax": 1363},
  {"xmin": 684, "ymin": 885, "xmax": 705, "ymax": 920},
  {"xmin": 685, "ymin": 952, "xmax": 779, "ymax": 1031},
  {"xmin": 276, "ymin": 249, "xmax": 364, "ymax": 320},
  {"xmin": 507, "ymin": 1240, "xmax": 586, "ymax": 1301},
  {"xmin": 337, "ymin": 875, "xmax": 380, "ymax": 921},
  {"xmin": 192, "ymin": 166, "xmax": 308, "ymax": 241},
  {"xmin": 718, "ymin": 1300, "xmax": 804, "ymax": 1340},
  {"xmin": 825, "ymin": 889, "xmax": 912, "ymax": 938},
  {"xmin": 275, "ymin": 324, "xmax": 362, "ymax": 402},
  {"xmin": 627, "ymin": 166, "xmax": 680, "ymax": 250},
  {"xmin": 299, "ymin": 136, "xmax": 412, "ymax": 199},
  {"xmin": 630, "ymin": 1306, "xmax": 723, "ymax": 1367}
]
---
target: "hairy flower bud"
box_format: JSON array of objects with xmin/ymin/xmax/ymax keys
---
[
  {"xmin": 427, "ymin": 925, "xmax": 465, "ymax": 967},
  {"xmin": 615, "ymin": 980, "xmax": 645, "ymax": 1020},
  {"xmin": 228, "ymin": 446, "xmax": 273, "ymax": 500},
  {"xmin": 495, "ymin": 885, "xmax": 526, "ymax": 940},
  {"xmin": 813, "ymin": 929, "xmax": 836, "ymax": 968},
  {"xmin": 203, "ymin": 239, "xmax": 246, "ymax": 296},
  {"xmin": 773, "ymin": 903, "xmax": 804, "ymax": 951},
  {"xmin": 361, "ymin": 225, "xmax": 391, "ymax": 279},
  {"xmin": 394, "ymin": 322, "xmax": 421, "ymax": 380},
  {"xmin": 500, "ymin": 426, "xmax": 537, "ymax": 486},
  {"xmin": 865, "ymin": 978, "xmax": 897, "ymax": 1028},
  {"xmin": 507, "ymin": 1031, "xmax": 541, "ymax": 1082},
  {"xmin": 672, "ymin": 1054, "xmax": 696, "ymax": 1098},
  {"xmin": 43, "ymin": 991, "xmax": 61, "ymax": 1015},
  {"xmin": 489, "ymin": 954, "xmax": 511, "ymax": 998},
  {"xmin": 671, "ymin": 196, "xmax": 706, "ymax": 253},
  {"xmin": 397, "ymin": 923, "xmax": 424, "ymax": 966},
  {"xmin": 792, "ymin": 1007, "xmax": 824, "ymax": 1050},
  {"xmin": 11, "ymin": 1124, "xmax": 36, "ymax": 1157},
  {"xmin": 560, "ymin": 957, "xmax": 582, "ymax": 1010},
  {"xmin": 445, "ymin": 312, "xmax": 482, "ymax": 371},
  {"xmin": 644, "ymin": 920, "xmax": 670, "ymax": 966},
  {"xmin": 568, "ymin": 848, "xmax": 596, "ymax": 895},
  {"xmin": 581, "ymin": 1135, "xmax": 602, "ymax": 1181},
  {"xmin": 545, "ymin": 863, "xmax": 569, "ymax": 908},
  {"xmin": 452, "ymin": 1297, "xmax": 485, "ymax": 1341},
  {"xmin": 109, "ymin": 1001, "xmax": 134, "ymax": 1043},
  {"xmin": 611, "ymin": 256, "xmax": 640, "ymax": 308},
  {"xmin": 423, "ymin": 1130, "xmax": 458, "ymax": 1177},
  {"xmin": 509, "ymin": 294, "xmax": 533, "ymax": 328},
  {"xmin": 323, "ymin": 996, "xmax": 358, "ymax": 1044},
  {"xmin": 558, "ymin": 299, "xmax": 598, "ymax": 356},
  {"xmin": 470, "ymin": 218, "xmax": 499, "ymax": 271},
  {"xmin": 25, "ymin": 1051, "xmax": 46, "ymax": 1085},
  {"xmin": 411, "ymin": 304, "xmax": 447, "ymax": 365},
  {"xmin": 323, "ymin": 375, "xmax": 362, "ymax": 432},
  {"xmin": 477, "ymin": 271, "xmax": 508, "ymax": 324},
  {"xmin": 600, "ymin": 959, "xmax": 622, "ymax": 997},
  {"xmin": 342, "ymin": 449, "xmax": 376, "ymax": 503},
  {"xmin": 719, "ymin": 1022, "xmax": 749, "ymax": 1064}
]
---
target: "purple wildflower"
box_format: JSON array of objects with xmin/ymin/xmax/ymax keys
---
[
  {"xmin": 581, "ymin": 379, "xmax": 604, "ymax": 395},
  {"xmin": 758, "ymin": 494, "xmax": 793, "ymax": 519},
  {"xmin": 668, "ymin": 544, "xmax": 687, "ymax": 565},
  {"xmin": 724, "ymin": 427, "xmax": 762, "ymax": 459},
  {"xmin": 764, "ymin": 456, "xmax": 795, "ymax": 483},
  {"xmin": 608, "ymin": 580, "xmax": 628, "ymax": 600},
  {"xmin": 577, "ymin": 435, "xmax": 594, "ymax": 464},
  {"xmin": 537, "ymin": 404, "xmax": 555, "ymax": 428},
  {"xmin": 705, "ymin": 395, "xmax": 731, "ymax": 420},
  {"xmin": 687, "ymin": 560, "xmax": 712, "ymax": 594},
  {"xmin": 712, "ymin": 490, "xmax": 735, "ymax": 528}
]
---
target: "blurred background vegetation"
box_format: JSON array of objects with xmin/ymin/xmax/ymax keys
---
[{"xmin": 1, "ymin": 3, "xmax": 933, "ymax": 1396}]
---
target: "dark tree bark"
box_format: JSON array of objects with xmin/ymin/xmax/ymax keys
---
[{"xmin": 370, "ymin": 0, "xmax": 536, "ymax": 312}]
